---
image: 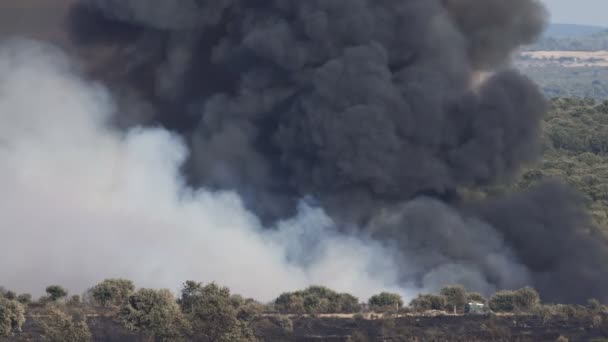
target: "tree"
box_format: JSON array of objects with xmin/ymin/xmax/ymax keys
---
[
  {"xmin": 489, "ymin": 287, "xmax": 540, "ymax": 313},
  {"xmin": 89, "ymin": 279, "xmax": 135, "ymax": 307},
  {"xmin": 274, "ymin": 286, "xmax": 361, "ymax": 315},
  {"xmin": 38, "ymin": 308, "xmax": 92, "ymax": 342},
  {"xmin": 368, "ymin": 292, "xmax": 404, "ymax": 312},
  {"xmin": 119, "ymin": 288, "xmax": 190, "ymax": 341},
  {"xmin": 440, "ymin": 285, "xmax": 467, "ymax": 314},
  {"xmin": 178, "ymin": 281, "xmax": 257, "ymax": 342},
  {"xmin": 274, "ymin": 293, "xmax": 305, "ymax": 314},
  {"xmin": 0, "ymin": 298, "xmax": 25, "ymax": 337},
  {"xmin": 46, "ymin": 285, "xmax": 68, "ymax": 302}
]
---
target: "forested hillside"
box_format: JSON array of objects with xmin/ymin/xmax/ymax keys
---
[{"xmin": 521, "ymin": 67, "xmax": 608, "ymax": 100}]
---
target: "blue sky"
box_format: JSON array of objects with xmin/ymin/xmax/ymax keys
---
[{"xmin": 541, "ymin": 0, "xmax": 608, "ymax": 26}]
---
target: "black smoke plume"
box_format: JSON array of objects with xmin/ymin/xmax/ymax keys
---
[{"xmin": 63, "ymin": 0, "xmax": 608, "ymax": 302}]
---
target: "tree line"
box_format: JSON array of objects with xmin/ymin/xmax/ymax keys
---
[{"xmin": 2, "ymin": 280, "xmax": 608, "ymax": 341}]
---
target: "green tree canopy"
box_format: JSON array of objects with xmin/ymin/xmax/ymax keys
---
[
  {"xmin": 368, "ymin": 292, "xmax": 404, "ymax": 311},
  {"xmin": 89, "ymin": 279, "xmax": 135, "ymax": 307},
  {"xmin": 178, "ymin": 281, "xmax": 257, "ymax": 342},
  {"xmin": 274, "ymin": 286, "xmax": 361, "ymax": 314},
  {"xmin": 440, "ymin": 285, "xmax": 467, "ymax": 313},
  {"xmin": 46, "ymin": 285, "xmax": 68, "ymax": 302},
  {"xmin": 119, "ymin": 288, "xmax": 190, "ymax": 341},
  {"xmin": 409, "ymin": 294, "xmax": 447, "ymax": 312}
]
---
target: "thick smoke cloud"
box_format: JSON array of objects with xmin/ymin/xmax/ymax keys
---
[
  {"xmin": 1, "ymin": 0, "xmax": 607, "ymax": 303},
  {"xmin": 69, "ymin": 0, "xmax": 547, "ymax": 222},
  {"xmin": 476, "ymin": 182, "xmax": 608, "ymax": 303}
]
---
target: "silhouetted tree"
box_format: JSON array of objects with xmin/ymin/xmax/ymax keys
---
[{"xmin": 46, "ymin": 285, "xmax": 68, "ymax": 302}]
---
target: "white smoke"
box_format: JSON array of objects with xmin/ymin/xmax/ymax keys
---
[{"xmin": 0, "ymin": 39, "xmax": 411, "ymax": 302}]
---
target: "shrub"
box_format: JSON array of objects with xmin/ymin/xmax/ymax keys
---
[
  {"xmin": 38, "ymin": 308, "xmax": 92, "ymax": 342},
  {"xmin": 0, "ymin": 298, "xmax": 25, "ymax": 337},
  {"xmin": 46, "ymin": 286, "xmax": 68, "ymax": 302},
  {"xmin": 368, "ymin": 292, "xmax": 403, "ymax": 312}
]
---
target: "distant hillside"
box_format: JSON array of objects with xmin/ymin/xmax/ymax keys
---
[
  {"xmin": 525, "ymin": 24, "xmax": 608, "ymax": 51},
  {"xmin": 544, "ymin": 23, "xmax": 607, "ymax": 38}
]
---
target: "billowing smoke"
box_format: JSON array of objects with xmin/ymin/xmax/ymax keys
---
[
  {"xmin": 0, "ymin": 39, "xmax": 407, "ymax": 301},
  {"xmin": 1, "ymin": 0, "xmax": 607, "ymax": 303}
]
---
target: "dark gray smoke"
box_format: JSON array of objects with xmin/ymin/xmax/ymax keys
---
[{"xmin": 63, "ymin": 0, "xmax": 608, "ymax": 302}]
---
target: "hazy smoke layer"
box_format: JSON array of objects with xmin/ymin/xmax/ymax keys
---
[{"xmin": 1, "ymin": 0, "xmax": 607, "ymax": 304}]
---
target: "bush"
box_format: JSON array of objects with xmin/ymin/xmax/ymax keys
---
[
  {"xmin": 89, "ymin": 279, "xmax": 135, "ymax": 307},
  {"xmin": 38, "ymin": 308, "xmax": 92, "ymax": 342},
  {"xmin": 410, "ymin": 294, "xmax": 447, "ymax": 312},
  {"xmin": 0, "ymin": 298, "xmax": 25, "ymax": 337},
  {"xmin": 46, "ymin": 285, "xmax": 68, "ymax": 302},
  {"xmin": 368, "ymin": 292, "xmax": 403, "ymax": 312}
]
